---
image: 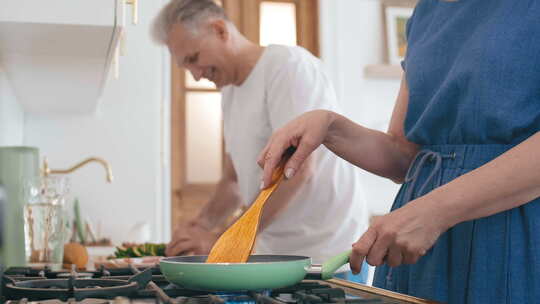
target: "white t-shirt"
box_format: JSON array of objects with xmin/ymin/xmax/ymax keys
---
[{"xmin": 221, "ymin": 45, "xmax": 368, "ymax": 265}]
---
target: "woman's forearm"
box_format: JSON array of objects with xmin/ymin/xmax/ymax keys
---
[{"xmin": 324, "ymin": 112, "xmax": 418, "ymax": 182}]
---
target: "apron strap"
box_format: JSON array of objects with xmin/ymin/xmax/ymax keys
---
[{"xmin": 403, "ymin": 150, "xmax": 456, "ymax": 203}]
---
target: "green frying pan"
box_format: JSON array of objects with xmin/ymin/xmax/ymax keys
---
[{"xmin": 159, "ymin": 249, "xmax": 352, "ymax": 291}]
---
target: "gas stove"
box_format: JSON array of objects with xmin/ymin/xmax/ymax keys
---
[{"xmin": 1, "ymin": 265, "xmax": 439, "ymax": 304}]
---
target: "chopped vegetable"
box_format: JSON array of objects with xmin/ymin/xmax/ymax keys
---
[{"xmin": 111, "ymin": 243, "xmax": 166, "ymax": 259}]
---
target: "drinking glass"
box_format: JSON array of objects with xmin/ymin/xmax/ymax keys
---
[{"xmin": 23, "ymin": 176, "xmax": 69, "ymax": 270}]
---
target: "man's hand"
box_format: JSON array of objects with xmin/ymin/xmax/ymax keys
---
[{"xmin": 166, "ymin": 221, "xmax": 219, "ymax": 256}]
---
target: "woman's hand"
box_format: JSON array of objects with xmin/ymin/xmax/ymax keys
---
[
  {"xmin": 257, "ymin": 110, "xmax": 336, "ymax": 188},
  {"xmin": 349, "ymin": 199, "xmax": 450, "ymax": 273}
]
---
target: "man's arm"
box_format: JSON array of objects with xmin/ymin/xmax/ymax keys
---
[
  {"xmin": 195, "ymin": 154, "xmax": 243, "ymax": 231},
  {"xmin": 166, "ymin": 154, "xmax": 242, "ymax": 256}
]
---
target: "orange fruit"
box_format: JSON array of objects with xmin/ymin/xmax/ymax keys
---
[{"xmin": 63, "ymin": 242, "xmax": 89, "ymax": 269}]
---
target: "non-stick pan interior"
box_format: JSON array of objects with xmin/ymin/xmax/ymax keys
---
[{"xmin": 162, "ymin": 254, "xmax": 310, "ymax": 264}]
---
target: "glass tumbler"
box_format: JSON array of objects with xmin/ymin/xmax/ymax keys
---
[{"xmin": 23, "ymin": 176, "xmax": 69, "ymax": 270}]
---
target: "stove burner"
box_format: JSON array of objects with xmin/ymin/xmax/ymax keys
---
[
  {"xmin": 4, "ymin": 267, "xmax": 152, "ymax": 301},
  {"xmin": 271, "ymin": 283, "xmax": 383, "ymax": 304},
  {"xmin": 6, "ymin": 297, "xmax": 122, "ymax": 304},
  {"xmin": 164, "ymin": 284, "xmax": 384, "ymax": 304},
  {"xmin": 56, "ymin": 272, "xmax": 94, "ymax": 279},
  {"xmin": 215, "ymin": 290, "xmax": 272, "ymax": 304}
]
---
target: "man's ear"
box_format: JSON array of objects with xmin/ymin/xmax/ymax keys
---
[{"xmin": 209, "ymin": 19, "xmax": 229, "ymax": 42}]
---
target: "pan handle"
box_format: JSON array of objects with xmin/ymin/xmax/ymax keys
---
[{"xmin": 321, "ymin": 249, "xmax": 352, "ymax": 280}]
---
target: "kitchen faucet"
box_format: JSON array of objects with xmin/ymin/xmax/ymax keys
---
[{"xmin": 42, "ymin": 157, "xmax": 114, "ymax": 182}]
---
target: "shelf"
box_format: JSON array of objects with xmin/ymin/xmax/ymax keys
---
[{"xmin": 364, "ymin": 64, "xmax": 402, "ymax": 79}]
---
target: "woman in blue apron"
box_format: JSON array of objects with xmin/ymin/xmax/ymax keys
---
[{"xmin": 258, "ymin": 0, "xmax": 540, "ymax": 303}]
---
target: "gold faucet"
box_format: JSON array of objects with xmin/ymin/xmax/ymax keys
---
[{"xmin": 42, "ymin": 157, "xmax": 114, "ymax": 182}]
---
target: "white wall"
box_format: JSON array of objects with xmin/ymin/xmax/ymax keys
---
[
  {"xmin": 0, "ymin": 66, "xmax": 24, "ymax": 146},
  {"xmin": 23, "ymin": 0, "xmax": 171, "ymax": 244},
  {"xmin": 320, "ymin": 0, "xmax": 401, "ymax": 216}
]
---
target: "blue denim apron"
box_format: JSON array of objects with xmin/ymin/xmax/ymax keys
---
[
  {"xmin": 373, "ymin": 145, "xmax": 540, "ymax": 303},
  {"xmin": 373, "ymin": 0, "xmax": 540, "ymax": 303}
]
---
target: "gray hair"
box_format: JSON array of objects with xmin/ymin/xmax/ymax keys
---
[{"xmin": 151, "ymin": 0, "xmax": 229, "ymax": 44}]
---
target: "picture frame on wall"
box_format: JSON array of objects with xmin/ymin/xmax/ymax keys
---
[{"xmin": 381, "ymin": 0, "xmax": 417, "ymax": 65}]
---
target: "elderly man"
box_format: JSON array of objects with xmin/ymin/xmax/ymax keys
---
[{"xmin": 152, "ymin": 0, "xmax": 369, "ymax": 282}]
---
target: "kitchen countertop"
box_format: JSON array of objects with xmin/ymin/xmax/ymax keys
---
[{"xmin": 85, "ymin": 245, "xmax": 116, "ymax": 269}]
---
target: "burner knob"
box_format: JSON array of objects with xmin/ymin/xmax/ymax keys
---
[{"xmin": 113, "ymin": 296, "xmax": 131, "ymax": 304}]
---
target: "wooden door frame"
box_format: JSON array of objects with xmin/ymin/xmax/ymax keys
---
[
  {"xmin": 223, "ymin": 0, "xmax": 319, "ymax": 56},
  {"xmin": 170, "ymin": 61, "xmax": 221, "ymax": 225}
]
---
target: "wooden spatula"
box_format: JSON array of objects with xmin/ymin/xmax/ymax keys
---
[{"xmin": 206, "ymin": 147, "xmax": 295, "ymax": 263}]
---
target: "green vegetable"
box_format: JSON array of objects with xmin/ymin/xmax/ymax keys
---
[
  {"xmin": 113, "ymin": 243, "xmax": 166, "ymax": 258},
  {"xmin": 74, "ymin": 198, "xmax": 86, "ymax": 244},
  {"xmin": 132, "ymin": 247, "xmax": 142, "ymax": 257}
]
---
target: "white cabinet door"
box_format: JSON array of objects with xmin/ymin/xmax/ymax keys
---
[
  {"xmin": 0, "ymin": 0, "xmax": 124, "ymax": 114},
  {"xmin": 0, "ymin": 0, "xmax": 117, "ymax": 27}
]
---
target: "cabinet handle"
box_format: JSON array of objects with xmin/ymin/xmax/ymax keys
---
[
  {"xmin": 113, "ymin": 45, "xmax": 120, "ymax": 79},
  {"xmin": 125, "ymin": 0, "xmax": 138, "ymax": 25},
  {"xmin": 120, "ymin": 30, "xmax": 126, "ymax": 56}
]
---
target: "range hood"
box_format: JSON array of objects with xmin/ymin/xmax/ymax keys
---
[{"xmin": 0, "ymin": 0, "xmax": 124, "ymax": 114}]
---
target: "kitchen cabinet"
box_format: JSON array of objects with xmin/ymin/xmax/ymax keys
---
[
  {"xmin": 0, "ymin": 0, "xmax": 120, "ymax": 26},
  {"xmin": 0, "ymin": 0, "xmax": 128, "ymax": 114}
]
